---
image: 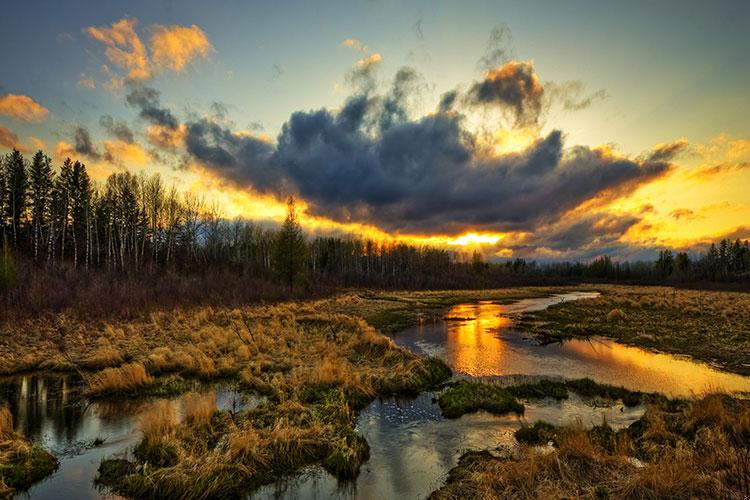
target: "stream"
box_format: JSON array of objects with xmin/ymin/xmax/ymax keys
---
[{"xmin": 5, "ymin": 291, "xmax": 750, "ymax": 499}]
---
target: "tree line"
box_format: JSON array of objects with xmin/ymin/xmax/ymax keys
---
[{"xmin": 0, "ymin": 148, "xmax": 747, "ymax": 306}]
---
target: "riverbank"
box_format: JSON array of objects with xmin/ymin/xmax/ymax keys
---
[
  {"xmin": 517, "ymin": 285, "xmax": 750, "ymax": 376},
  {"xmin": 431, "ymin": 390, "xmax": 750, "ymax": 499}
]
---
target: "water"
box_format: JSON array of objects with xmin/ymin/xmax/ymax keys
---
[
  {"xmin": 7, "ymin": 291, "xmax": 750, "ymax": 498},
  {"xmin": 254, "ymin": 292, "xmax": 750, "ymax": 499},
  {"xmin": 1, "ymin": 375, "xmax": 255, "ymax": 500},
  {"xmin": 397, "ymin": 293, "xmax": 750, "ymax": 397}
]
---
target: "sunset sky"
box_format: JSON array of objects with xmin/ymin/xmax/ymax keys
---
[{"xmin": 1, "ymin": 0, "xmax": 748, "ymax": 260}]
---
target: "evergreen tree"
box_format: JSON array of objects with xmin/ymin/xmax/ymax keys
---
[
  {"xmin": 4, "ymin": 149, "xmax": 27, "ymax": 247},
  {"xmin": 272, "ymin": 196, "xmax": 307, "ymax": 292},
  {"xmin": 29, "ymin": 150, "xmax": 54, "ymax": 261}
]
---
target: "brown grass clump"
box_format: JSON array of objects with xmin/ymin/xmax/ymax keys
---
[
  {"xmin": 0, "ymin": 405, "xmax": 58, "ymax": 495},
  {"xmin": 432, "ymin": 393, "xmax": 750, "ymax": 499},
  {"xmin": 607, "ymin": 308, "xmax": 627, "ymax": 321},
  {"xmin": 183, "ymin": 392, "xmax": 216, "ymax": 426},
  {"xmin": 139, "ymin": 401, "xmax": 177, "ymax": 445},
  {"xmin": 87, "ymin": 362, "xmax": 154, "ymax": 396}
]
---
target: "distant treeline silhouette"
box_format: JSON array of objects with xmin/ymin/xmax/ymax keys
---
[{"xmin": 0, "ymin": 149, "xmax": 747, "ymax": 316}]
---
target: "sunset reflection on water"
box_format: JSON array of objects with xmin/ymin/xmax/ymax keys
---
[{"xmin": 405, "ymin": 295, "xmax": 750, "ymax": 396}]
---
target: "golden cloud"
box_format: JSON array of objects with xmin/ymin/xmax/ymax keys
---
[
  {"xmin": 341, "ymin": 38, "xmax": 367, "ymax": 52},
  {"xmin": 86, "ymin": 18, "xmax": 212, "ymax": 85},
  {"xmin": 54, "ymin": 141, "xmax": 75, "ymax": 160},
  {"xmin": 104, "ymin": 139, "xmax": 150, "ymax": 166},
  {"xmin": 356, "ymin": 53, "xmax": 383, "ymax": 70},
  {"xmin": 146, "ymin": 123, "xmax": 187, "ymax": 150},
  {"xmin": 150, "ymin": 24, "xmax": 213, "ymax": 72},
  {"xmin": 85, "ymin": 18, "xmax": 151, "ymax": 80},
  {"xmin": 28, "ymin": 136, "xmax": 46, "ymax": 151},
  {"xmin": 0, "ymin": 94, "xmax": 49, "ymax": 122},
  {"xmin": 0, "ymin": 125, "xmax": 26, "ymax": 152}
]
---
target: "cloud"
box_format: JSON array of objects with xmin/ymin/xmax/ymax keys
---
[
  {"xmin": 146, "ymin": 123, "xmax": 187, "ymax": 150},
  {"xmin": 85, "ymin": 17, "xmax": 151, "ymax": 80},
  {"xmin": 518, "ymin": 213, "xmax": 641, "ymax": 253},
  {"xmin": 466, "ymin": 61, "xmax": 545, "ymax": 127},
  {"xmin": 0, "ymin": 94, "xmax": 49, "ymax": 122},
  {"xmin": 99, "ymin": 115, "xmax": 135, "ymax": 143},
  {"xmin": 356, "ymin": 53, "xmax": 383, "ymax": 71},
  {"xmin": 546, "ymin": 80, "xmax": 608, "ymax": 111},
  {"xmin": 150, "ymin": 24, "xmax": 213, "ymax": 72},
  {"xmin": 73, "ymin": 126, "xmax": 101, "ymax": 159},
  {"xmin": 86, "ymin": 18, "xmax": 212, "ymax": 85},
  {"xmin": 182, "ymin": 86, "xmax": 671, "ymax": 234},
  {"xmin": 103, "ymin": 139, "xmax": 150, "ymax": 166},
  {"xmin": 340, "ymin": 38, "xmax": 368, "ymax": 52},
  {"xmin": 478, "ymin": 25, "xmax": 515, "ymax": 71},
  {"xmin": 78, "ymin": 73, "xmax": 96, "ymax": 89},
  {"xmin": 670, "ymin": 208, "xmax": 697, "ymax": 220},
  {"xmin": 0, "ymin": 125, "xmax": 26, "ymax": 152},
  {"xmin": 125, "ymin": 85, "xmax": 179, "ymax": 129},
  {"xmin": 647, "ymin": 138, "xmax": 689, "ymax": 162},
  {"xmin": 689, "ymin": 161, "xmax": 750, "ymax": 180},
  {"xmin": 28, "ymin": 136, "xmax": 46, "ymax": 151}
]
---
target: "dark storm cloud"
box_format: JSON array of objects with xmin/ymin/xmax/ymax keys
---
[
  {"xmin": 125, "ymin": 86, "xmax": 178, "ymax": 129},
  {"xmin": 466, "ymin": 61, "xmax": 545, "ymax": 127},
  {"xmin": 379, "ymin": 67, "xmax": 421, "ymax": 131},
  {"xmin": 526, "ymin": 213, "xmax": 641, "ymax": 252},
  {"xmin": 183, "ymin": 89, "xmax": 671, "ymax": 233},
  {"xmin": 184, "ymin": 118, "xmax": 276, "ymax": 186},
  {"xmin": 74, "ymin": 126, "xmax": 100, "ymax": 159},
  {"xmin": 99, "ymin": 115, "xmax": 135, "ymax": 143}
]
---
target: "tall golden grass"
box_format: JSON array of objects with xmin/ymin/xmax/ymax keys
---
[{"xmin": 88, "ymin": 362, "xmax": 153, "ymax": 396}]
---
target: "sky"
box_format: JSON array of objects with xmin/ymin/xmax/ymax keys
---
[{"xmin": 0, "ymin": 0, "xmax": 748, "ymax": 261}]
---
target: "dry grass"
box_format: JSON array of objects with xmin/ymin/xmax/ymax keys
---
[
  {"xmin": 519, "ymin": 285, "xmax": 750, "ymax": 374},
  {"xmin": 140, "ymin": 401, "xmax": 177, "ymax": 446},
  {"xmin": 0, "ymin": 405, "xmax": 57, "ymax": 496},
  {"xmin": 183, "ymin": 392, "xmax": 217, "ymax": 426},
  {"xmin": 95, "ymin": 306, "xmax": 449, "ymax": 498},
  {"xmin": 87, "ymin": 362, "xmax": 154, "ymax": 396},
  {"xmin": 432, "ymin": 392, "xmax": 750, "ymax": 499}
]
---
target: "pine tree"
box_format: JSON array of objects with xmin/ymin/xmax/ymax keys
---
[
  {"xmin": 29, "ymin": 150, "xmax": 54, "ymax": 261},
  {"xmin": 4, "ymin": 149, "xmax": 27, "ymax": 247},
  {"xmin": 271, "ymin": 196, "xmax": 307, "ymax": 292}
]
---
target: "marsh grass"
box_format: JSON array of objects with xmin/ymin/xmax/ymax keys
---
[
  {"xmin": 432, "ymin": 392, "xmax": 750, "ymax": 499},
  {"xmin": 94, "ymin": 307, "xmax": 452, "ymax": 498},
  {"xmin": 87, "ymin": 362, "xmax": 154, "ymax": 396},
  {"xmin": 0, "ymin": 406, "xmax": 57, "ymax": 496}
]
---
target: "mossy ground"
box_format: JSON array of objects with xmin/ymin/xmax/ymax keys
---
[{"xmin": 437, "ymin": 378, "xmax": 654, "ymax": 419}]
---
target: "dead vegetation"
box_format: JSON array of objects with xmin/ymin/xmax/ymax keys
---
[
  {"xmin": 0, "ymin": 405, "xmax": 58, "ymax": 497},
  {"xmin": 93, "ymin": 307, "xmax": 450, "ymax": 498},
  {"xmin": 519, "ymin": 285, "xmax": 750, "ymax": 375},
  {"xmin": 431, "ymin": 392, "xmax": 750, "ymax": 499}
]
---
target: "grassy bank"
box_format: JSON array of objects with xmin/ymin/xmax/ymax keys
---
[
  {"xmin": 93, "ymin": 310, "xmax": 450, "ymax": 499},
  {"xmin": 0, "ymin": 406, "xmax": 58, "ymax": 497},
  {"xmin": 518, "ymin": 285, "xmax": 750, "ymax": 375},
  {"xmin": 431, "ymin": 392, "xmax": 750, "ymax": 499}
]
